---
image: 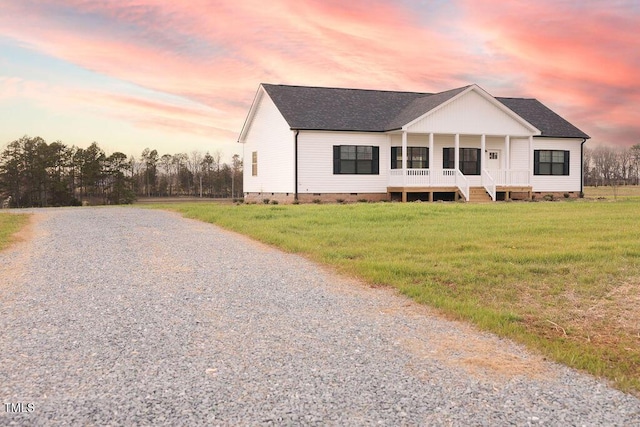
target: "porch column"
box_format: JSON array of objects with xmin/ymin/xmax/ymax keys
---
[
  {"xmin": 480, "ymin": 134, "xmax": 486, "ymax": 171},
  {"xmin": 428, "ymin": 133, "xmax": 434, "ymax": 184},
  {"xmin": 402, "ymin": 131, "xmax": 408, "ymax": 186},
  {"xmin": 454, "ymin": 133, "xmax": 460, "ymax": 171},
  {"xmin": 504, "ymin": 136, "xmax": 510, "ymax": 170}
]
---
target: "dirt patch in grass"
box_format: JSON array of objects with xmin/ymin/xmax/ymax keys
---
[
  {"xmin": 7, "ymin": 213, "xmax": 39, "ymax": 247},
  {"xmin": 584, "ymin": 281, "xmax": 640, "ymax": 334},
  {"xmin": 0, "ymin": 213, "xmax": 39, "ymax": 297},
  {"xmin": 566, "ymin": 281, "xmax": 640, "ymax": 347},
  {"xmin": 519, "ymin": 280, "xmax": 640, "ymax": 346},
  {"xmin": 400, "ymin": 333, "xmax": 553, "ymax": 382}
]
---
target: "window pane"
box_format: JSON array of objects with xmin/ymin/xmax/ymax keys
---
[
  {"xmin": 539, "ymin": 163, "xmax": 551, "ymax": 175},
  {"xmin": 357, "ymin": 160, "xmax": 372, "ymax": 174},
  {"xmin": 552, "ymin": 163, "xmax": 564, "ymax": 175},
  {"xmin": 443, "ymin": 148, "xmax": 454, "ymax": 169},
  {"xmin": 341, "ymin": 146, "xmax": 356, "ymax": 160},
  {"xmin": 357, "ymin": 146, "xmax": 373, "ymax": 160},
  {"xmin": 539, "ymin": 151, "xmax": 552, "ymax": 162},
  {"xmin": 462, "ymin": 149, "xmax": 476, "ymax": 161},
  {"xmin": 410, "ymin": 147, "xmax": 426, "ymax": 162},
  {"xmin": 459, "ymin": 149, "xmax": 479, "ymax": 175},
  {"xmin": 341, "ymin": 160, "xmax": 356, "ymax": 173},
  {"xmin": 552, "ymin": 151, "xmax": 564, "ymax": 163},
  {"xmin": 461, "ymin": 162, "xmax": 475, "ymax": 175}
]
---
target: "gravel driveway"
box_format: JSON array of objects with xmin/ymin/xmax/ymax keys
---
[{"xmin": 1, "ymin": 207, "xmax": 638, "ymax": 426}]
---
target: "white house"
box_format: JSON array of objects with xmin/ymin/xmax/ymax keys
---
[{"xmin": 238, "ymin": 83, "xmax": 589, "ymax": 203}]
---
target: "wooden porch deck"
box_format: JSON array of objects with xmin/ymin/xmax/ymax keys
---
[{"xmin": 387, "ymin": 186, "xmax": 533, "ymax": 202}]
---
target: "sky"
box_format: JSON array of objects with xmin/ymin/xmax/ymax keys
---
[{"xmin": 0, "ymin": 0, "xmax": 638, "ymax": 161}]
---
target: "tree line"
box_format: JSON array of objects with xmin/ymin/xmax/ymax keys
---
[
  {"xmin": 0, "ymin": 135, "xmax": 243, "ymax": 208},
  {"xmin": 584, "ymin": 144, "xmax": 640, "ymax": 186}
]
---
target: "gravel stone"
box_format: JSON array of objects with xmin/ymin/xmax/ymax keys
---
[{"xmin": 1, "ymin": 206, "xmax": 639, "ymax": 426}]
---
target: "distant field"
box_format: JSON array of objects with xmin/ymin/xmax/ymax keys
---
[
  {"xmin": 584, "ymin": 185, "xmax": 640, "ymax": 200},
  {"xmin": 0, "ymin": 213, "xmax": 30, "ymax": 251},
  {"xmin": 154, "ymin": 199, "xmax": 640, "ymax": 396}
]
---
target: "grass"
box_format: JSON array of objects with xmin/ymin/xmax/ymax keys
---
[
  {"xmin": 0, "ymin": 212, "xmax": 30, "ymax": 252},
  {"xmin": 151, "ymin": 199, "xmax": 640, "ymax": 395},
  {"xmin": 584, "ymin": 184, "xmax": 640, "ymax": 201}
]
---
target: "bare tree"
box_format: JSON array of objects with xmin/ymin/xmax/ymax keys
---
[
  {"xmin": 631, "ymin": 144, "xmax": 640, "ymax": 185},
  {"xmin": 591, "ymin": 146, "xmax": 617, "ymax": 186},
  {"xmin": 618, "ymin": 147, "xmax": 633, "ymax": 185}
]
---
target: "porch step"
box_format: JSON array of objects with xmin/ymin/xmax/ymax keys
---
[{"xmin": 468, "ymin": 187, "xmax": 493, "ymax": 202}]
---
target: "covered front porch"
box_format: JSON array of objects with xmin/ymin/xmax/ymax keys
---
[{"xmin": 386, "ymin": 132, "xmax": 534, "ymax": 202}]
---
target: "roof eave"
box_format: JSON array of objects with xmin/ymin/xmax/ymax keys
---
[
  {"xmin": 536, "ymin": 134, "xmax": 591, "ymax": 139},
  {"xmin": 237, "ymin": 85, "xmax": 268, "ymax": 143}
]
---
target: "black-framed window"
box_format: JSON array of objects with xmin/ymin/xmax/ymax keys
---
[
  {"xmin": 333, "ymin": 145, "xmax": 379, "ymax": 174},
  {"xmin": 442, "ymin": 148, "xmax": 481, "ymax": 175},
  {"xmin": 391, "ymin": 147, "xmax": 429, "ymax": 169},
  {"xmin": 534, "ymin": 150, "xmax": 569, "ymax": 175}
]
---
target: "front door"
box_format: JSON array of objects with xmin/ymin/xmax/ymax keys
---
[{"xmin": 486, "ymin": 150, "xmax": 500, "ymax": 170}]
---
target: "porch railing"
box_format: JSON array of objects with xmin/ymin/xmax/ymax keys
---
[
  {"xmin": 389, "ymin": 168, "xmax": 530, "ymax": 201},
  {"xmin": 455, "ymin": 170, "xmax": 469, "ymax": 201},
  {"xmin": 485, "ymin": 169, "xmax": 530, "ymax": 186},
  {"xmin": 389, "ymin": 168, "xmax": 466, "ymax": 200},
  {"xmin": 481, "ymin": 170, "xmax": 497, "ymax": 201},
  {"xmin": 389, "ymin": 169, "xmax": 458, "ymax": 187},
  {"xmin": 391, "ymin": 169, "xmax": 530, "ymax": 187}
]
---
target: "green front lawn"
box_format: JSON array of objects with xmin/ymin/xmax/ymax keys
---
[{"xmin": 0, "ymin": 213, "xmax": 30, "ymax": 252}]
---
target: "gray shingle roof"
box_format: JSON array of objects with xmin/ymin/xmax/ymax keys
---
[
  {"xmin": 496, "ymin": 97, "xmax": 589, "ymax": 139},
  {"xmin": 260, "ymin": 84, "xmax": 589, "ymax": 138}
]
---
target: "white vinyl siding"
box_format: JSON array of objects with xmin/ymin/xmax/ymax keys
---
[
  {"xmin": 298, "ymin": 131, "xmax": 389, "ymax": 193},
  {"xmin": 242, "ymin": 91, "xmax": 294, "ymax": 193},
  {"xmin": 406, "ymin": 90, "xmax": 534, "ymax": 136},
  {"xmin": 531, "ymin": 138, "xmax": 583, "ymax": 192},
  {"xmin": 509, "ymin": 138, "xmax": 530, "ymax": 171}
]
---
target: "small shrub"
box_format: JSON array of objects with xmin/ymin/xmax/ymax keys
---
[
  {"xmin": 357, "ymin": 198, "xmax": 368, "ymax": 203},
  {"xmin": 579, "ymin": 191, "xmax": 585, "ymax": 199},
  {"xmin": 262, "ymin": 198, "xmax": 270, "ymax": 204},
  {"xmin": 543, "ymin": 194, "xmax": 554, "ymax": 201},
  {"xmin": 270, "ymin": 200, "xmax": 279, "ymax": 205},
  {"xmin": 336, "ymin": 198, "xmax": 345, "ymax": 204},
  {"xmin": 312, "ymin": 199, "xmax": 322, "ymax": 204},
  {"xmin": 564, "ymin": 193, "xmax": 570, "ymax": 199}
]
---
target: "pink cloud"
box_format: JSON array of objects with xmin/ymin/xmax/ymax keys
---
[
  {"xmin": 0, "ymin": 0, "xmax": 471, "ymax": 94},
  {"xmin": 461, "ymin": 0, "xmax": 640, "ymax": 145},
  {"xmin": 0, "ymin": 0, "xmax": 480, "ymax": 147}
]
